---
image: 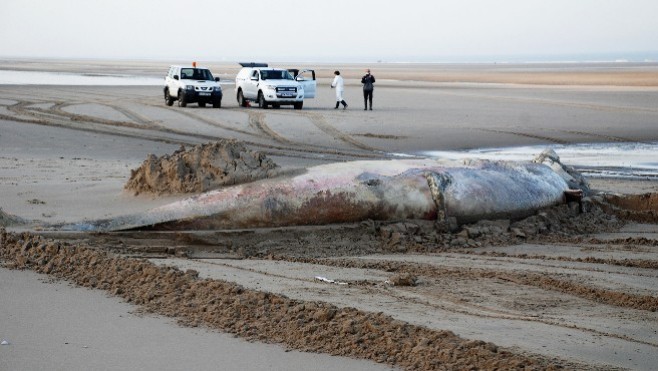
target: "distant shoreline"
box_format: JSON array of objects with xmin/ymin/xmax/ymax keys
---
[{"xmin": 2, "ymin": 58, "xmax": 658, "ymax": 87}]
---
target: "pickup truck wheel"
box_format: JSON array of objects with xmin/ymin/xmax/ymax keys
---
[
  {"xmin": 213, "ymin": 99, "xmax": 222, "ymax": 108},
  {"xmin": 178, "ymin": 91, "xmax": 187, "ymax": 107},
  {"xmin": 198, "ymin": 102, "xmax": 206, "ymax": 108},
  {"xmin": 237, "ymin": 90, "xmax": 248, "ymax": 107},
  {"xmin": 293, "ymin": 102, "xmax": 303, "ymax": 110},
  {"xmin": 164, "ymin": 89, "xmax": 174, "ymax": 106},
  {"xmin": 258, "ymin": 92, "xmax": 268, "ymax": 109}
]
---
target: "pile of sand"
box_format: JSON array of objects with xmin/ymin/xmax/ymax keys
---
[
  {"xmin": 125, "ymin": 140, "xmax": 279, "ymax": 195},
  {"xmin": 375, "ymin": 198, "xmax": 622, "ymax": 253},
  {"xmin": 0, "ymin": 228, "xmax": 555, "ymax": 370}
]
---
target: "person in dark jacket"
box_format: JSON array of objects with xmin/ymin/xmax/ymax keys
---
[{"xmin": 361, "ymin": 69, "xmax": 375, "ymax": 110}]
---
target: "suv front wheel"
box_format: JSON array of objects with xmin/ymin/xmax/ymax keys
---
[
  {"xmin": 178, "ymin": 90, "xmax": 187, "ymax": 107},
  {"xmin": 258, "ymin": 92, "xmax": 268, "ymax": 109}
]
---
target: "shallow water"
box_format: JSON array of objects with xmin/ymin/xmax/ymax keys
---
[
  {"xmin": 0, "ymin": 70, "xmax": 235, "ymax": 86},
  {"xmin": 0, "ymin": 69, "xmax": 163, "ymax": 85},
  {"xmin": 422, "ymin": 142, "xmax": 658, "ymax": 181}
]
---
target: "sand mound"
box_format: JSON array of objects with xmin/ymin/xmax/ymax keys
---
[
  {"xmin": 125, "ymin": 140, "xmax": 278, "ymax": 195},
  {"xmin": 373, "ymin": 199, "xmax": 622, "ymax": 254}
]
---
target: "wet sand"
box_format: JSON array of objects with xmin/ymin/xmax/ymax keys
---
[
  {"xmin": 1, "ymin": 59, "xmax": 657, "ymax": 370},
  {"xmin": 0, "ymin": 267, "xmax": 392, "ymax": 371}
]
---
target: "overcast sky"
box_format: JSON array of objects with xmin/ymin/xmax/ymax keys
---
[{"xmin": 2, "ymin": 0, "xmax": 657, "ymax": 62}]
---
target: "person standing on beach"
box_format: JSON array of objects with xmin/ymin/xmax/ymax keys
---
[
  {"xmin": 361, "ymin": 69, "xmax": 375, "ymax": 110},
  {"xmin": 331, "ymin": 70, "xmax": 348, "ymax": 109}
]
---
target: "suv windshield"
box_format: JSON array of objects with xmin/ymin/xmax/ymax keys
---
[
  {"xmin": 180, "ymin": 68, "xmax": 214, "ymax": 81},
  {"xmin": 260, "ymin": 70, "xmax": 293, "ymax": 80}
]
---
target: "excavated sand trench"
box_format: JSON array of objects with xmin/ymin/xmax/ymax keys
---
[{"xmin": 601, "ymin": 193, "xmax": 658, "ymax": 224}]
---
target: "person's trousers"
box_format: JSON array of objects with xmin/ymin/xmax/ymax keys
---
[{"xmin": 363, "ymin": 90, "xmax": 373, "ymax": 109}]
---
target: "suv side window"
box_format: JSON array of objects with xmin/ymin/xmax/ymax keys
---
[{"xmin": 251, "ymin": 70, "xmax": 259, "ymax": 80}]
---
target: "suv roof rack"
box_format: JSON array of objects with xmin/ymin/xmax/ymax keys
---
[{"xmin": 239, "ymin": 62, "xmax": 268, "ymax": 68}]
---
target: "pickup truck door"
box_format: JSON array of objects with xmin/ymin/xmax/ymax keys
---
[
  {"xmin": 295, "ymin": 69, "xmax": 316, "ymax": 98},
  {"xmin": 245, "ymin": 70, "xmax": 260, "ymax": 99}
]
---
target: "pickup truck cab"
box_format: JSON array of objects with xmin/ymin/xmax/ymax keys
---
[
  {"xmin": 164, "ymin": 64, "xmax": 223, "ymax": 108},
  {"xmin": 235, "ymin": 63, "xmax": 316, "ymax": 110}
]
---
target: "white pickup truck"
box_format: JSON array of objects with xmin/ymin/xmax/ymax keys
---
[{"xmin": 235, "ymin": 63, "xmax": 316, "ymax": 109}]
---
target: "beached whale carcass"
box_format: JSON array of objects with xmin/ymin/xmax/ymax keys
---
[{"xmin": 66, "ymin": 152, "xmax": 576, "ymax": 232}]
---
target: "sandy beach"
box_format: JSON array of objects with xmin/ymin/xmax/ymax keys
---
[{"xmin": 1, "ymin": 59, "xmax": 658, "ymax": 370}]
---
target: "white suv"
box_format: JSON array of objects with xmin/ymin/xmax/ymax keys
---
[
  {"xmin": 235, "ymin": 63, "xmax": 316, "ymax": 110},
  {"xmin": 164, "ymin": 65, "xmax": 223, "ymax": 108}
]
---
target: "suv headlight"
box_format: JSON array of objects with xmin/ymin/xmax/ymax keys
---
[
  {"xmin": 185, "ymin": 85, "xmax": 195, "ymax": 91},
  {"xmin": 265, "ymin": 85, "xmax": 277, "ymax": 90},
  {"xmin": 297, "ymin": 86, "xmax": 304, "ymax": 91},
  {"xmin": 214, "ymin": 86, "xmax": 222, "ymax": 92}
]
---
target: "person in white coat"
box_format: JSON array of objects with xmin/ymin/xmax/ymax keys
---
[{"xmin": 331, "ymin": 70, "xmax": 348, "ymax": 109}]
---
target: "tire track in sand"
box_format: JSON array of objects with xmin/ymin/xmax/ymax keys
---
[
  {"xmin": 233, "ymin": 108, "xmax": 385, "ymax": 153},
  {"xmin": 301, "ymin": 257, "xmax": 658, "ymax": 312},
  {"xmin": 3, "ymin": 99, "xmax": 386, "ymax": 162},
  {"xmin": 184, "ymin": 256, "xmax": 658, "ymax": 349},
  {"xmin": 102, "ymin": 103, "xmax": 158, "ymax": 127},
  {"xmin": 247, "ymin": 110, "xmax": 295, "ymax": 145},
  {"xmin": 556, "ymin": 129, "xmax": 647, "ymax": 144},
  {"xmin": 478, "ymin": 126, "xmax": 648, "ymax": 145},
  {"xmin": 303, "ymin": 111, "xmax": 379, "ymax": 152},
  {"xmin": 476, "ymin": 128, "xmax": 571, "ymax": 144}
]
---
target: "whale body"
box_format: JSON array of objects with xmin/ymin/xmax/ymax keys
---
[{"xmin": 64, "ymin": 157, "xmax": 570, "ymax": 232}]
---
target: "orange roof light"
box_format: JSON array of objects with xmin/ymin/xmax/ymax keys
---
[{"xmin": 193, "ymin": 61, "xmax": 197, "ymax": 67}]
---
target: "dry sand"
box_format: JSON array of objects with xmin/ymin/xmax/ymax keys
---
[{"xmin": 1, "ymin": 59, "xmax": 658, "ymax": 370}]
